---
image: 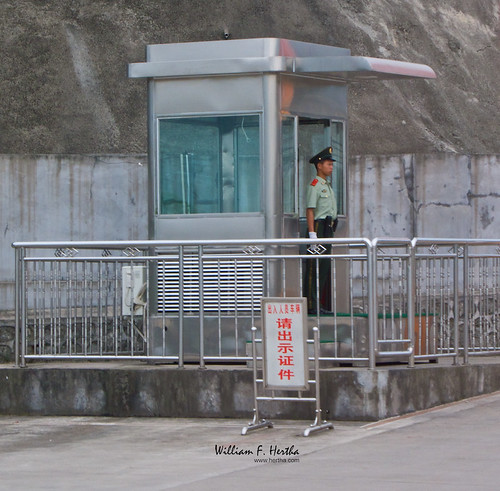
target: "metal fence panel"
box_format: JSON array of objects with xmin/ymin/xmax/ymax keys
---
[{"xmin": 12, "ymin": 238, "xmax": 500, "ymax": 367}]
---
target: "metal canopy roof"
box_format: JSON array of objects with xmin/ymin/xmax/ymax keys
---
[{"xmin": 128, "ymin": 38, "xmax": 436, "ymax": 82}]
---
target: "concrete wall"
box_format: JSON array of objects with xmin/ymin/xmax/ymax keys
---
[
  {"xmin": 1, "ymin": 152, "xmax": 499, "ymax": 315},
  {"xmin": 350, "ymin": 153, "xmax": 500, "ymax": 238},
  {"xmin": 2, "ymin": 362, "xmax": 500, "ymax": 420},
  {"xmin": 0, "ymin": 154, "xmax": 148, "ymax": 311}
]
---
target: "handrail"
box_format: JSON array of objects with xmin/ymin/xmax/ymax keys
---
[{"xmin": 12, "ymin": 237, "xmax": 500, "ymax": 368}]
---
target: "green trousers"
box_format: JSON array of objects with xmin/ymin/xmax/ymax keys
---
[{"xmin": 305, "ymin": 219, "xmax": 334, "ymax": 312}]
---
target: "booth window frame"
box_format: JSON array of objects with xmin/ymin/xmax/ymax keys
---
[
  {"xmin": 282, "ymin": 115, "xmax": 346, "ymax": 218},
  {"xmin": 155, "ymin": 111, "xmax": 263, "ymax": 217}
]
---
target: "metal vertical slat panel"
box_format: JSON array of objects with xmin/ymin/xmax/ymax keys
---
[{"xmin": 157, "ymin": 254, "xmax": 264, "ymax": 313}]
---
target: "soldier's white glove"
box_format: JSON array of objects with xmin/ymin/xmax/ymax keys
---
[{"xmin": 308, "ymin": 231, "xmax": 319, "ymax": 253}]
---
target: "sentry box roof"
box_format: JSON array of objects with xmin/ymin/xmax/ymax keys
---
[{"xmin": 128, "ymin": 38, "xmax": 436, "ymax": 81}]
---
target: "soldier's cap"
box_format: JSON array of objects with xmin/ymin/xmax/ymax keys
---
[{"xmin": 309, "ymin": 147, "xmax": 336, "ymax": 164}]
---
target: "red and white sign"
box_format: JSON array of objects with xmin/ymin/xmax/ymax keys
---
[{"xmin": 262, "ymin": 297, "xmax": 309, "ymax": 391}]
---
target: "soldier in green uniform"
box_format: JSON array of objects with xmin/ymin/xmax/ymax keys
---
[{"xmin": 305, "ymin": 147, "xmax": 338, "ymax": 315}]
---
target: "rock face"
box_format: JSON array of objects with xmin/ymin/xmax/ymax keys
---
[{"xmin": 1, "ymin": 0, "xmax": 499, "ymax": 155}]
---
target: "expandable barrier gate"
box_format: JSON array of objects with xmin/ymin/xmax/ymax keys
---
[{"xmin": 242, "ymin": 298, "xmax": 333, "ymax": 437}]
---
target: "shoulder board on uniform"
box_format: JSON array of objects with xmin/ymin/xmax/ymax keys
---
[{"xmin": 310, "ymin": 179, "xmax": 318, "ymax": 186}]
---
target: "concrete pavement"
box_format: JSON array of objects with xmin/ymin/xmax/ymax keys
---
[{"xmin": 1, "ymin": 391, "xmax": 499, "ymax": 490}]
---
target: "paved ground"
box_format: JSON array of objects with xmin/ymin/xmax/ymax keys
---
[{"xmin": 1, "ymin": 391, "xmax": 499, "ymax": 490}]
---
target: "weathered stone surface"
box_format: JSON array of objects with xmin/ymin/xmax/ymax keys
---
[{"xmin": 0, "ymin": 1, "xmax": 499, "ymax": 155}]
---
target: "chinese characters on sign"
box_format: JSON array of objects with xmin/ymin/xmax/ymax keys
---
[{"xmin": 262, "ymin": 298, "xmax": 308, "ymax": 390}]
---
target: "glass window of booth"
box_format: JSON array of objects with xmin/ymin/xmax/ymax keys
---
[{"xmin": 158, "ymin": 115, "xmax": 261, "ymax": 215}]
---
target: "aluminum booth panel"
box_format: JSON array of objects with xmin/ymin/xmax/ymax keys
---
[{"xmin": 152, "ymin": 76, "xmax": 264, "ymax": 115}]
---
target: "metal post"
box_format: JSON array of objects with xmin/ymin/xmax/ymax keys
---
[
  {"xmin": 14, "ymin": 246, "xmax": 19, "ymax": 366},
  {"xmin": 303, "ymin": 327, "xmax": 334, "ymax": 436},
  {"xmin": 407, "ymin": 243, "xmax": 415, "ymax": 368},
  {"xmin": 262, "ymin": 73, "xmax": 282, "ymax": 298},
  {"xmin": 147, "ymin": 78, "xmax": 155, "ymax": 240},
  {"xmin": 463, "ymin": 244, "xmax": 469, "ymax": 365},
  {"xmin": 313, "ymin": 327, "xmax": 321, "ymax": 422},
  {"xmin": 14, "ymin": 247, "xmax": 23, "ymax": 367},
  {"xmin": 241, "ymin": 326, "xmax": 273, "ymax": 435},
  {"xmin": 20, "ymin": 248, "xmax": 27, "ymax": 367},
  {"xmin": 262, "ymin": 74, "xmax": 280, "ymax": 241},
  {"xmin": 251, "ymin": 326, "xmax": 260, "ymax": 423},
  {"xmin": 315, "ymin": 257, "xmax": 320, "ymax": 318},
  {"xmin": 367, "ymin": 241, "xmax": 377, "ymax": 369},
  {"xmin": 198, "ymin": 245, "xmax": 205, "ymax": 369},
  {"xmin": 178, "ymin": 245, "xmax": 184, "ymax": 368},
  {"xmin": 453, "ymin": 244, "xmax": 460, "ymax": 365}
]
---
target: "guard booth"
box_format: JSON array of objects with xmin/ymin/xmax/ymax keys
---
[{"xmin": 128, "ymin": 38, "xmax": 435, "ymax": 358}]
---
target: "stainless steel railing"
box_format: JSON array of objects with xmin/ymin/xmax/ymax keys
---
[
  {"xmin": 412, "ymin": 238, "xmax": 500, "ymax": 364},
  {"xmin": 12, "ymin": 237, "xmax": 500, "ymax": 368}
]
